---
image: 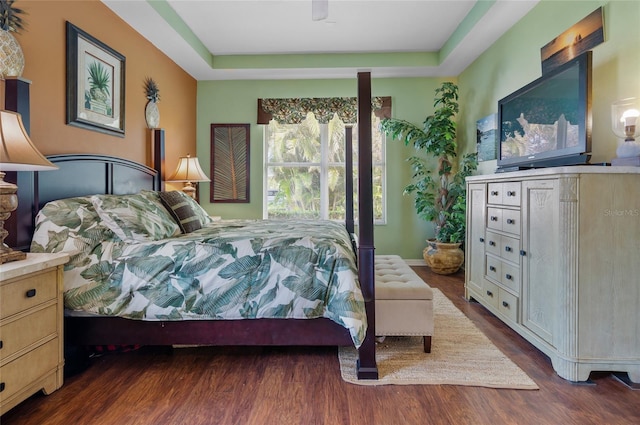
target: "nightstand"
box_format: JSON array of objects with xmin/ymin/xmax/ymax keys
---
[{"xmin": 0, "ymin": 252, "xmax": 69, "ymax": 415}]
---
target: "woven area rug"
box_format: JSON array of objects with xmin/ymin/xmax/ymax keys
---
[{"xmin": 339, "ymin": 288, "xmax": 539, "ymax": 389}]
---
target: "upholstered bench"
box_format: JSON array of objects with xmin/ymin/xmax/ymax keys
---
[{"xmin": 375, "ymin": 255, "xmax": 434, "ymax": 353}]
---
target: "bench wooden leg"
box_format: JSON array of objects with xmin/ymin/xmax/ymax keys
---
[{"xmin": 423, "ymin": 336, "xmax": 432, "ymax": 353}]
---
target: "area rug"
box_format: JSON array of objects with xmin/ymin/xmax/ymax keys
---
[{"xmin": 339, "ymin": 288, "xmax": 539, "ymax": 389}]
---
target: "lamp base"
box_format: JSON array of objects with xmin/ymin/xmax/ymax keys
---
[
  {"xmin": 0, "ymin": 246, "xmax": 26, "ymax": 264},
  {"xmin": 0, "ymin": 172, "xmax": 25, "ymax": 264},
  {"xmin": 616, "ymin": 140, "xmax": 640, "ymax": 158},
  {"xmin": 181, "ymin": 182, "xmax": 197, "ymax": 199},
  {"xmin": 611, "ymin": 155, "xmax": 640, "ymax": 167}
]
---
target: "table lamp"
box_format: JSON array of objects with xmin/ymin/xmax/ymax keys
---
[
  {"xmin": 611, "ymin": 98, "xmax": 640, "ymax": 164},
  {"xmin": 0, "ymin": 110, "xmax": 58, "ymax": 263},
  {"xmin": 167, "ymin": 154, "xmax": 210, "ymax": 199}
]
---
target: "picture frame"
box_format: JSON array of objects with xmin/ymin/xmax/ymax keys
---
[
  {"xmin": 210, "ymin": 124, "xmax": 250, "ymax": 203},
  {"xmin": 66, "ymin": 21, "xmax": 126, "ymax": 137},
  {"xmin": 540, "ymin": 7, "xmax": 604, "ymax": 74},
  {"xmin": 476, "ymin": 113, "xmax": 498, "ymax": 162}
]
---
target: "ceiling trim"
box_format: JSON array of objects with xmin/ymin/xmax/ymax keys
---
[{"xmin": 103, "ymin": 0, "xmax": 539, "ymax": 81}]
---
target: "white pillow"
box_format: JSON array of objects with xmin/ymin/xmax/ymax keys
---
[{"xmin": 91, "ymin": 193, "xmax": 180, "ymax": 243}]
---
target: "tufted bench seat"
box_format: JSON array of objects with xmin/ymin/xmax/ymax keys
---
[{"xmin": 375, "ymin": 255, "xmax": 434, "ymax": 353}]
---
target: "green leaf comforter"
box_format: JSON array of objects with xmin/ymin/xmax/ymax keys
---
[{"xmin": 31, "ymin": 194, "xmax": 366, "ymax": 347}]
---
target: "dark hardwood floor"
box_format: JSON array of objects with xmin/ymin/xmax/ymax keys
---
[{"xmin": 3, "ymin": 267, "xmax": 639, "ymax": 425}]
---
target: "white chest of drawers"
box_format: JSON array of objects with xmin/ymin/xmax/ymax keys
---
[{"xmin": 465, "ymin": 167, "xmax": 640, "ymax": 383}]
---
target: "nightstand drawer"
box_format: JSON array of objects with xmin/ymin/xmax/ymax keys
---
[
  {"xmin": 0, "ymin": 269, "xmax": 57, "ymax": 319},
  {"xmin": 0, "ymin": 305, "xmax": 57, "ymax": 363},
  {"xmin": 0, "ymin": 339, "xmax": 58, "ymax": 402}
]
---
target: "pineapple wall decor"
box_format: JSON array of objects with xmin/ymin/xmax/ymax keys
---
[
  {"xmin": 0, "ymin": 0, "xmax": 26, "ymax": 79},
  {"xmin": 144, "ymin": 77, "xmax": 160, "ymax": 128},
  {"xmin": 65, "ymin": 21, "xmax": 126, "ymax": 137}
]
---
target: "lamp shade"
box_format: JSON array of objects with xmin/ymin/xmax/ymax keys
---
[
  {"xmin": 167, "ymin": 154, "xmax": 210, "ymax": 182},
  {"xmin": 0, "ymin": 110, "xmax": 57, "ymax": 171},
  {"xmin": 611, "ymin": 98, "xmax": 640, "ymax": 141}
]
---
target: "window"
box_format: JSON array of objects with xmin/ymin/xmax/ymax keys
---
[{"xmin": 264, "ymin": 112, "xmax": 385, "ymax": 223}]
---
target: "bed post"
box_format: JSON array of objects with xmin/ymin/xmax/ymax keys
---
[
  {"xmin": 356, "ymin": 71, "xmax": 378, "ymax": 379},
  {"xmin": 151, "ymin": 129, "xmax": 165, "ymax": 191},
  {"xmin": 345, "ymin": 125, "xmax": 354, "ymax": 234}
]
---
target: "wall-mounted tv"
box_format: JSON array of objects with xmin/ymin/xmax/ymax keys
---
[{"xmin": 497, "ymin": 51, "xmax": 592, "ymax": 172}]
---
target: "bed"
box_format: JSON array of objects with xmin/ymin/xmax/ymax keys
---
[{"xmin": 15, "ymin": 73, "xmax": 378, "ymax": 379}]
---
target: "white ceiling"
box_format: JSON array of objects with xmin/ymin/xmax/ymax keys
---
[{"xmin": 102, "ymin": 0, "xmax": 539, "ymax": 80}]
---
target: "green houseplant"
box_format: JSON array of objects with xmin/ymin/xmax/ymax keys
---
[{"xmin": 381, "ymin": 82, "xmax": 477, "ymax": 273}]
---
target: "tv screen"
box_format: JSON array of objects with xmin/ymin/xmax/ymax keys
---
[{"xmin": 497, "ymin": 51, "xmax": 592, "ymax": 171}]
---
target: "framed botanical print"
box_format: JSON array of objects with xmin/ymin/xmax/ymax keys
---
[
  {"xmin": 66, "ymin": 21, "xmax": 126, "ymax": 137},
  {"xmin": 210, "ymin": 124, "xmax": 250, "ymax": 203}
]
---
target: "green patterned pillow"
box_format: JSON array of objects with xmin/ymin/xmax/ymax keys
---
[
  {"xmin": 158, "ymin": 191, "xmax": 202, "ymax": 233},
  {"xmin": 91, "ymin": 193, "xmax": 180, "ymax": 243}
]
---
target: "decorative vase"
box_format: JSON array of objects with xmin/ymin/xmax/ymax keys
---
[
  {"xmin": 423, "ymin": 239, "xmax": 464, "ymax": 275},
  {"xmin": 0, "ymin": 30, "xmax": 25, "ymax": 79},
  {"xmin": 145, "ymin": 101, "xmax": 160, "ymax": 128}
]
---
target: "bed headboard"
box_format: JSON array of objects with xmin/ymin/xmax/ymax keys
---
[{"xmin": 9, "ymin": 154, "xmax": 161, "ymax": 251}]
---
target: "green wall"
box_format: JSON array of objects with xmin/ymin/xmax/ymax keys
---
[
  {"xmin": 458, "ymin": 0, "xmax": 640, "ymax": 174},
  {"xmin": 196, "ymin": 77, "xmax": 458, "ymax": 259},
  {"xmin": 196, "ymin": 1, "xmax": 640, "ymax": 260}
]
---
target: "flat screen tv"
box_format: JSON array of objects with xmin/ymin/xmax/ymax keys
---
[{"xmin": 497, "ymin": 51, "xmax": 592, "ymax": 172}]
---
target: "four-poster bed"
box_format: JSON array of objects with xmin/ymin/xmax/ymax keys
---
[{"xmin": 15, "ymin": 72, "xmax": 378, "ymax": 379}]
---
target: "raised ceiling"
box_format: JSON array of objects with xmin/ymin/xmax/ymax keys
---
[{"xmin": 103, "ymin": 0, "xmax": 539, "ymax": 80}]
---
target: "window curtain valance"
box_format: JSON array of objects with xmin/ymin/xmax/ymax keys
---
[{"xmin": 257, "ymin": 96, "xmax": 391, "ymax": 124}]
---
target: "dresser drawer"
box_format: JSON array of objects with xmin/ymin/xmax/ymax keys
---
[
  {"xmin": 501, "ymin": 209, "xmax": 521, "ymax": 236},
  {"xmin": 498, "ymin": 290, "xmax": 518, "ymax": 323},
  {"xmin": 0, "ymin": 270, "xmax": 57, "ymax": 319},
  {"xmin": 0, "ymin": 305, "xmax": 57, "ymax": 363},
  {"xmin": 501, "ymin": 262, "xmax": 520, "ymax": 294},
  {"xmin": 487, "ymin": 182, "xmax": 521, "ymax": 206},
  {"xmin": 487, "ymin": 208, "xmax": 503, "ymax": 231},
  {"xmin": 481, "ymin": 279, "xmax": 500, "ymax": 310},
  {"xmin": 486, "ymin": 255, "xmax": 502, "ymax": 283},
  {"xmin": 0, "ymin": 339, "xmax": 58, "ymax": 402},
  {"xmin": 485, "ymin": 231, "xmax": 520, "ymax": 263}
]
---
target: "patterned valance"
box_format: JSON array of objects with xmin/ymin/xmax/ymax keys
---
[{"xmin": 257, "ymin": 96, "xmax": 391, "ymax": 124}]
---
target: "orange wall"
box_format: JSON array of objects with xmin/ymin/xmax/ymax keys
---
[{"xmin": 7, "ymin": 0, "xmax": 197, "ymax": 168}]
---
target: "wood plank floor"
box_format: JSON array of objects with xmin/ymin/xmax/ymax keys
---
[{"xmin": 3, "ymin": 267, "xmax": 639, "ymax": 425}]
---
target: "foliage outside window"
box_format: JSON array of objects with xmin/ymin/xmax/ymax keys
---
[{"xmin": 264, "ymin": 112, "xmax": 385, "ymax": 222}]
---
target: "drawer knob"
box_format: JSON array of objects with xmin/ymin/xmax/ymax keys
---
[
  {"xmin": 0, "ymin": 340, "xmax": 3, "ymax": 349},
  {"xmin": 26, "ymin": 288, "xmax": 37, "ymax": 298},
  {"xmin": 479, "ymin": 237, "xmax": 485, "ymax": 243},
  {"xmin": 505, "ymin": 246, "xmax": 512, "ymax": 252},
  {"xmin": 506, "ymin": 274, "xmax": 513, "ymax": 280},
  {"xmin": 486, "ymin": 290, "xmax": 493, "ymax": 297},
  {"xmin": 490, "ymin": 216, "xmax": 498, "ymax": 221},
  {"xmin": 489, "ymin": 265, "xmax": 496, "ymax": 272},
  {"xmin": 506, "ymin": 218, "xmax": 515, "ymax": 225},
  {"xmin": 520, "ymin": 250, "xmax": 527, "ymax": 256},
  {"xmin": 489, "ymin": 241, "xmax": 496, "ymax": 246},
  {"xmin": 0, "ymin": 382, "xmax": 4, "ymax": 393},
  {"xmin": 502, "ymin": 301, "xmax": 509, "ymax": 308},
  {"xmin": 491, "ymin": 191, "xmax": 499, "ymax": 196},
  {"xmin": 507, "ymin": 191, "xmax": 516, "ymax": 197}
]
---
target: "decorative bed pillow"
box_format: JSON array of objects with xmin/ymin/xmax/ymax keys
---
[
  {"xmin": 158, "ymin": 190, "xmax": 202, "ymax": 233},
  {"xmin": 30, "ymin": 196, "xmax": 116, "ymax": 270},
  {"xmin": 172, "ymin": 190, "xmax": 214, "ymax": 226},
  {"xmin": 91, "ymin": 193, "xmax": 180, "ymax": 243}
]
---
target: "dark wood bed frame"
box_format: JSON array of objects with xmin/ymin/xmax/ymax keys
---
[{"xmin": 12, "ymin": 73, "xmax": 378, "ymax": 379}]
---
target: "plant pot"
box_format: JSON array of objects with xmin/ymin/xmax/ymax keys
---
[{"xmin": 423, "ymin": 239, "xmax": 464, "ymax": 275}]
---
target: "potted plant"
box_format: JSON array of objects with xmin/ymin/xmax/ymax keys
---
[{"xmin": 381, "ymin": 82, "xmax": 477, "ymax": 274}]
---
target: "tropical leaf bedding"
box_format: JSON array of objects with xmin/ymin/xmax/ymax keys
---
[{"xmin": 30, "ymin": 191, "xmax": 366, "ymax": 347}]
